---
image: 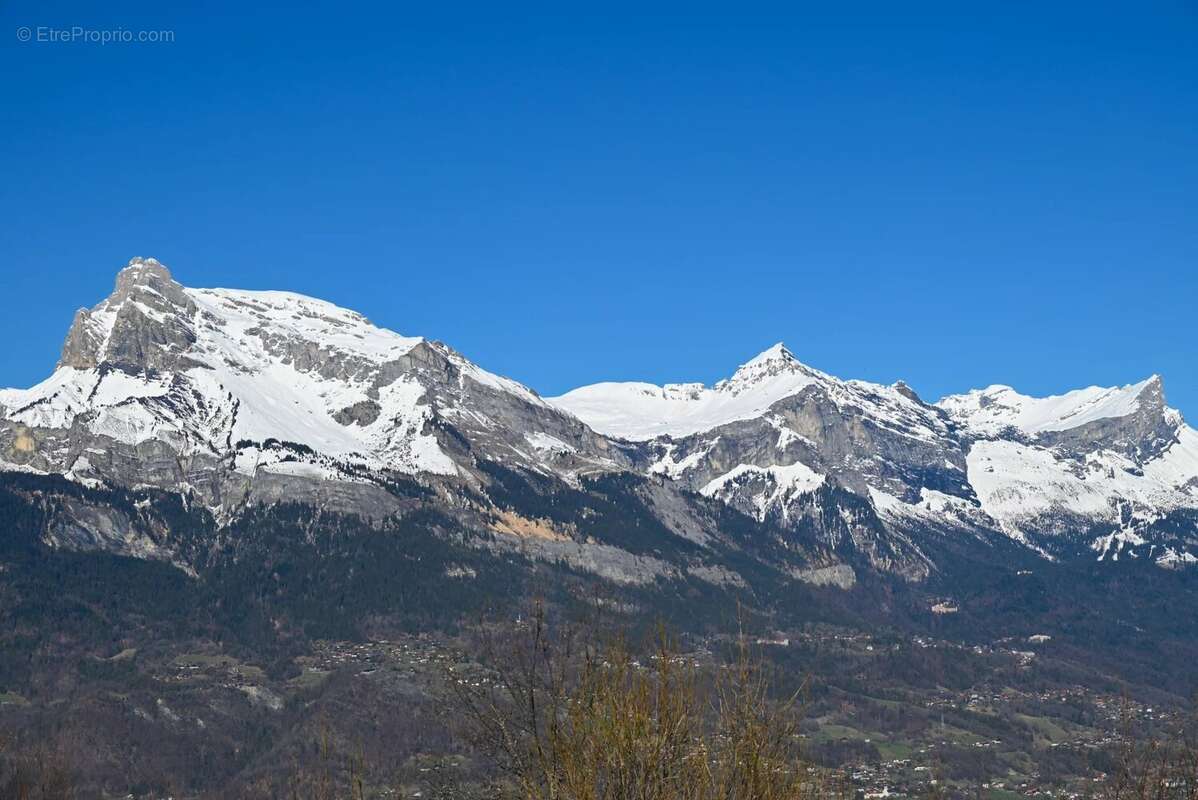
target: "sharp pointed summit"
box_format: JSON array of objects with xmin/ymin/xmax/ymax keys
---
[{"xmin": 740, "ymin": 342, "xmax": 798, "ymax": 368}]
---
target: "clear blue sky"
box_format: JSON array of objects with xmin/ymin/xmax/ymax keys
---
[{"xmin": 2, "ymin": 2, "xmax": 1195, "ymax": 414}]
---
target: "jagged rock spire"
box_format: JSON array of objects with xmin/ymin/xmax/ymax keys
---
[{"xmin": 58, "ymin": 257, "xmax": 197, "ymax": 371}]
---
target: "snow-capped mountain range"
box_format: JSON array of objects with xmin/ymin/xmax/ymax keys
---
[
  {"xmin": 552, "ymin": 342, "xmax": 1198, "ymax": 566},
  {"xmin": 3, "ymin": 258, "xmax": 1196, "ymax": 579}
]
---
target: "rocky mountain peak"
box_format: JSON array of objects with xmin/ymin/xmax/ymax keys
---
[
  {"xmin": 746, "ymin": 341, "xmax": 797, "ymax": 365},
  {"xmin": 733, "ymin": 342, "xmax": 799, "ymax": 374},
  {"xmin": 59, "ymin": 257, "xmax": 196, "ymax": 372},
  {"xmin": 1137, "ymin": 374, "xmax": 1165, "ymax": 408},
  {"xmin": 719, "ymin": 342, "xmax": 819, "ymax": 394},
  {"xmin": 1038, "ymin": 374, "xmax": 1181, "ymax": 461},
  {"xmin": 113, "ymin": 257, "xmax": 190, "ymax": 305},
  {"xmin": 892, "ymin": 380, "xmax": 923, "ymax": 404},
  {"xmin": 5, "ymin": 257, "xmax": 627, "ymax": 502},
  {"xmin": 116, "ymin": 256, "xmax": 174, "ymax": 287}
]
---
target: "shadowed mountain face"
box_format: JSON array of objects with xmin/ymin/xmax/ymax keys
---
[{"xmin": 3, "ymin": 258, "xmax": 1197, "ymax": 586}]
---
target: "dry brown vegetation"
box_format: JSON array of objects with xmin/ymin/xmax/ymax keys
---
[{"xmin": 442, "ymin": 603, "xmax": 850, "ymax": 800}]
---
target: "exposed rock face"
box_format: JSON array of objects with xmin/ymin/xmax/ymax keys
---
[
  {"xmin": 59, "ymin": 258, "xmax": 199, "ymax": 372},
  {"xmin": 333, "ymin": 400, "xmax": 382, "ymax": 426},
  {"xmin": 647, "ymin": 380, "xmax": 971, "ymax": 504},
  {"xmin": 1038, "ymin": 376, "xmax": 1180, "ymax": 462},
  {"xmin": 551, "ymin": 345, "xmax": 967, "ymax": 576},
  {"xmin": 794, "ymin": 563, "xmax": 856, "ymax": 589}
]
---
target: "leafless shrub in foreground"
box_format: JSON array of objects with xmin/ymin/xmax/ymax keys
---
[{"xmin": 444, "ymin": 602, "xmax": 849, "ymax": 800}]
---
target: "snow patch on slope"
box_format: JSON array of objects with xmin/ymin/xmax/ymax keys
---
[
  {"xmin": 965, "ymin": 437, "xmax": 1198, "ymax": 537},
  {"xmin": 187, "ymin": 287, "xmax": 424, "ymax": 367},
  {"xmin": 0, "ymin": 368, "xmax": 103, "ymax": 429},
  {"xmin": 700, "ymin": 460, "xmax": 825, "ymax": 520}
]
